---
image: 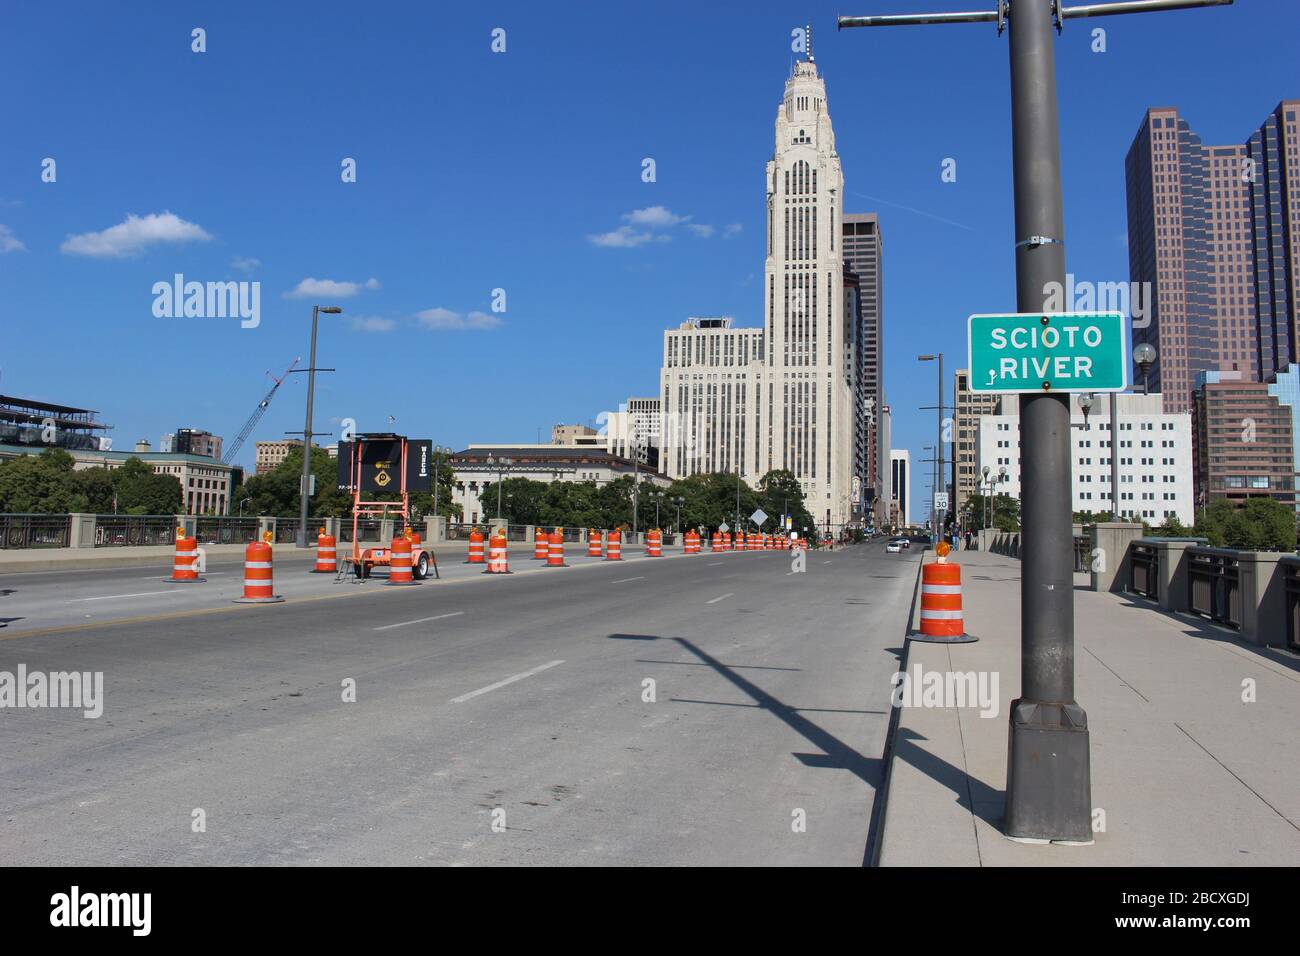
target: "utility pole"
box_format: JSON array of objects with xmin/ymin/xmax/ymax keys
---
[
  {"xmin": 290, "ymin": 305, "xmax": 340, "ymax": 548},
  {"xmin": 840, "ymin": 0, "xmax": 1232, "ymax": 843}
]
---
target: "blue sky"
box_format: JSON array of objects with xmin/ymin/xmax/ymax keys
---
[{"xmin": 1, "ymin": 1, "xmax": 1295, "ymax": 486}]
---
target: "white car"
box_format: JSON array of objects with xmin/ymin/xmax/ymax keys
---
[{"xmin": 886, "ymin": 538, "xmax": 904, "ymax": 553}]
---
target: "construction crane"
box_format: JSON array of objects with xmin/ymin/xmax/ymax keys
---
[{"xmin": 221, "ymin": 358, "xmax": 301, "ymax": 465}]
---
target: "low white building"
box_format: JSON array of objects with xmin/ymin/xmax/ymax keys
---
[
  {"xmin": 450, "ymin": 444, "xmax": 669, "ymax": 525},
  {"xmin": 976, "ymin": 392, "xmax": 1194, "ymax": 526}
]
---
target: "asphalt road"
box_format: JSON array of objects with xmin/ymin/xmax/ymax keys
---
[{"xmin": 0, "ymin": 540, "xmax": 920, "ymax": 865}]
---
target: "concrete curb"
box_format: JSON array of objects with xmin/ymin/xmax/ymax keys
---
[{"xmin": 863, "ymin": 552, "xmax": 926, "ymax": 868}]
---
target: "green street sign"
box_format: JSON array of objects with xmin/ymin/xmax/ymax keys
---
[{"xmin": 967, "ymin": 311, "xmax": 1128, "ymax": 393}]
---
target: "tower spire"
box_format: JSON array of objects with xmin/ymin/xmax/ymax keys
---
[{"xmin": 807, "ymin": 23, "xmax": 814, "ymax": 62}]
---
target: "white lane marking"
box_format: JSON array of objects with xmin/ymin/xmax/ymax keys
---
[
  {"xmin": 708, "ymin": 561, "xmax": 724, "ymax": 566},
  {"xmin": 372, "ymin": 610, "xmax": 465, "ymax": 632},
  {"xmin": 451, "ymin": 660, "xmax": 565, "ymax": 704},
  {"xmin": 706, "ymin": 593, "xmax": 734, "ymax": 605},
  {"xmin": 71, "ymin": 590, "xmax": 177, "ymax": 602},
  {"xmin": 611, "ymin": 576, "xmax": 645, "ymax": 584},
  {"xmin": 823, "ymin": 560, "xmax": 832, "ymax": 564}
]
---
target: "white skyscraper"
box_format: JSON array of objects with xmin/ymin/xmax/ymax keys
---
[{"xmin": 659, "ymin": 54, "xmax": 856, "ymax": 533}]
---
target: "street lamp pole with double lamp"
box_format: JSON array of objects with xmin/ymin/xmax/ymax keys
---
[{"xmin": 294, "ymin": 305, "xmax": 341, "ymax": 548}]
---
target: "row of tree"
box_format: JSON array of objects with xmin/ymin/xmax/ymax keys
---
[
  {"xmin": 229, "ymin": 448, "xmax": 463, "ymax": 522},
  {"xmin": 1073, "ymin": 498, "xmax": 1297, "ymax": 550},
  {"xmin": 477, "ymin": 469, "xmax": 820, "ymax": 539},
  {"xmin": 0, "ymin": 449, "xmax": 182, "ymax": 515}
]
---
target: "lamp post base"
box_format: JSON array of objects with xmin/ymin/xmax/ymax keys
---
[{"xmin": 1004, "ymin": 699, "xmax": 1092, "ymax": 843}]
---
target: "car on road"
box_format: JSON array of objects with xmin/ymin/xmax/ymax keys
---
[{"xmin": 886, "ymin": 538, "xmax": 905, "ymax": 553}]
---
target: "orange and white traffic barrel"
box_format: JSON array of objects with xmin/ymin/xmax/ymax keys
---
[
  {"xmin": 646, "ymin": 529, "xmax": 662, "ymax": 557},
  {"xmin": 387, "ymin": 534, "xmax": 416, "ymax": 586},
  {"xmin": 588, "ymin": 529, "xmax": 603, "ymax": 558},
  {"xmin": 166, "ymin": 532, "xmax": 204, "ymax": 583},
  {"xmin": 313, "ymin": 529, "xmax": 337, "ymax": 573},
  {"xmin": 606, "ymin": 529, "xmax": 623, "ymax": 561},
  {"xmin": 233, "ymin": 540, "xmax": 283, "ymax": 603},
  {"xmin": 485, "ymin": 529, "xmax": 511, "ymax": 574},
  {"xmin": 547, "ymin": 528, "xmax": 567, "ymax": 567},
  {"xmin": 466, "ymin": 528, "xmax": 485, "ymax": 564},
  {"xmin": 710, "ymin": 531, "xmax": 721, "ymax": 552},
  {"xmin": 913, "ymin": 544, "xmax": 975, "ymax": 643},
  {"xmin": 534, "ymin": 527, "xmax": 549, "ymax": 560},
  {"xmin": 685, "ymin": 530, "xmax": 700, "ymax": 554}
]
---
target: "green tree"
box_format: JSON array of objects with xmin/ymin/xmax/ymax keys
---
[
  {"xmin": 75, "ymin": 467, "xmax": 118, "ymax": 513},
  {"xmin": 231, "ymin": 447, "xmax": 351, "ymax": 519},
  {"xmin": 108, "ymin": 457, "xmax": 183, "ymax": 515},
  {"xmin": 0, "ymin": 449, "xmax": 88, "ymax": 513},
  {"xmin": 967, "ymin": 492, "xmax": 1021, "ymax": 531},
  {"xmin": 1194, "ymin": 498, "xmax": 1296, "ymax": 550}
]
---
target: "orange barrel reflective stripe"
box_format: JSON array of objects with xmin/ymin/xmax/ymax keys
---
[
  {"xmin": 313, "ymin": 531, "xmax": 337, "ymax": 573},
  {"xmin": 920, "ymin": 562, "xmax": 965, "ymax": 637},
  {"xmin": 486, "ymin": 529, "xmax": 510, "ymax": 574},
  {"xmin": 710, "ymin": 531, "xmax": 721, "ymax": 552},
  {"xmin": 547, "ymin": 528, "xmax": 566, "ymax": 567},
  {"xmin": 647, "ymin": 529, "xmax": 662, "ymax": 557},
  {"xmin": 588, "ymin": 529, "xmax": 603, "ymax": 557},
  {"xmin": 534, "ymin": 527, "xmax": 548, "ymax": 560},
  {"xmin": 387, "ymin": 535, "xmax": 415, "ymax": 585},
  {"xmin": 169, "ymin": 534, "xmax": 200, "ymax": 582},
  {"xmin": 466, "ymin": 528, "xmax": 485, "ymax": 564},
  {"xmin": 234, "ymin": 540, "xmax": 283, "ymax": 603},
  {"xmin": 606, "ymin": 529, "xmax": 623, "ymax": 561}
]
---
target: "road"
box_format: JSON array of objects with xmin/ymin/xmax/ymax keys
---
[{"xmin": 0, "ymin": 540, "xmax": 920, "ymax": 865}]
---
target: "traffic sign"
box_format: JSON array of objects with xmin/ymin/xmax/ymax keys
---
[
  {"xmin": 718, "ymin": 522, "xmax": 730, "ymax": 534},
  {"xmin": 750, "ymin": 509, "xmax": 768, "ymax": 527},
  {"xmin": 934, "ymin": 492, "xmax": 949, "ymax": 513},
  {"xmin": 967, "ymin": 311, "xmax": 1128, "ymax": 393}
]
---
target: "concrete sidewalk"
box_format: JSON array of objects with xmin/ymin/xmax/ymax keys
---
[{"xmin": 879, "ymin": 549, "xmax": 1300, "ymax": 866}]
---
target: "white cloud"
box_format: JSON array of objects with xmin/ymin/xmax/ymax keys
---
[
  {"xmin": 623, "ymin": 205, "xmax": 689, "ymax": 228},
  {"xmin": 587, "ymin": 225, "xmax": 670, "ymax": 248},
  {"xmin": 348, "ymin": 315, "xmax": 397, "ymax": 333},
  {"xmin": 0, "ymin": 224, "xmax": 25, "ymax": 253},
  {"xmin": 723, "ymin": 223, "xmax": 743, "ymax": 238},
  {"xmin": 284, "ymin": 277, "xmax": 380, "ymax": 299},
  {"xmin": 415, "ymin": 307, "xmax": 502, "ymax": 331},
  {"xmin": 686, "ymin": 223, "xmax": 716, "ymax": 239},
  {"xmin": 60, "ymin": 211, "xmax": 211, "ymax": 258},
  {"xmin": 230, "ymin": 256, "xmax": 261, "ymax": 273}
]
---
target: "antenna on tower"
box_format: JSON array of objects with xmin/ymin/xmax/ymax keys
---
[{"xmin": 807, "ymin": 23, "xmax": 814, "ymax": 61}]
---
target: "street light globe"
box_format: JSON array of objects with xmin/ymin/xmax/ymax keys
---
[
  {"xmin": 1134, "ymin": 342, "xmax": 1158, "ymax": 366},
  {"xmin": 1077, "ymin": 393, "xmax": 1094, "ymax": 413},
  {"xmin": 982, "ymin": 464, "xmax": 990, "ymax": 479}
]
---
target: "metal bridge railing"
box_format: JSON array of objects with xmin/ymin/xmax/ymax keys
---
[
  {"xmin": 0, "ymin": 513, "xmax": 71, "ymax": 549},
  {"xmin": 194, "ymin": 516, "xmax": 259, "ymax": 544},
  {"xmin": 94, "ymin": 515, "xmax": 177, "ymax": 548},
  {"xmin": 1188, "ymin": 548, "xmax": 1241, "ymax": 629},
  {"xmin": 1127, "ymin": 542, "xmax": 1159, "ymax": 600}
]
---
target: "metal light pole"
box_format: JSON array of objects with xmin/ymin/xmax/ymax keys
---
[
  {"xmin": 840, "ymin": 0, "xmax": 1230, "ymax": 845},
  {"xmin": 487, "ymin": 454, "xmax": 513, "ymax": 520},
  {"xmin": 432, "ymin": 445, "xmax": 450, "ymax": 520},
  {"xmin": 296, "ymin": 305, "xmax": 341, "ymax": 547},
  {"xmin": 632, "ymin": 440, "xmax": 642, "ymax": 535},
  {"xmin": 674, "ymin": 495, "xmax": 684, "ymax": 533},
  {"xmin": 918, "ymin": 353, "xmax": 945, "ymax": 536}
]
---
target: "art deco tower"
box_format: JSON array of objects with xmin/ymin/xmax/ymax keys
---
[{"xmin": 761, "ymin": 54, "xmax": 853, "ymax": 529}]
